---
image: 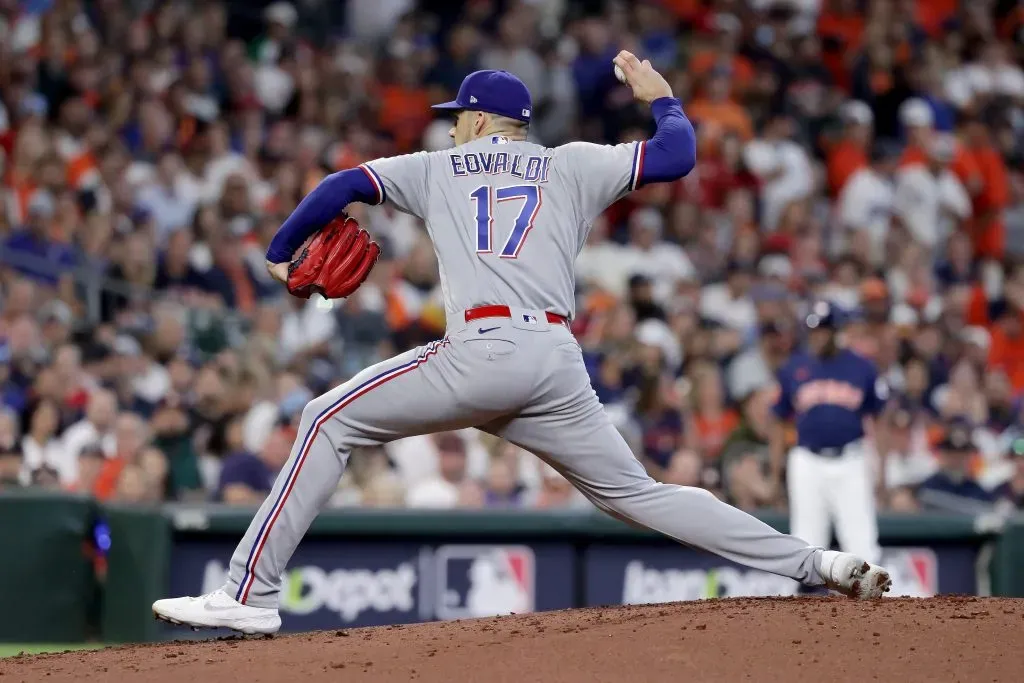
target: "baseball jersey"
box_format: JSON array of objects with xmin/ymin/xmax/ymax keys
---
[
  {"xmin": 773, "ymin": 349, "xmax": 888, "ymax": 452},
  {"xmin": 360, "ymin": 136, "xmax": 645, "ymax": 321}
]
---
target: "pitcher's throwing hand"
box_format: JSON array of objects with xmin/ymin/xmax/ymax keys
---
[{"xmin": 612, "ymin": 50, "xmax": 672, "ymax": 104}]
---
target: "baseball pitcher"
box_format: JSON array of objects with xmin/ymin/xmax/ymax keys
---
[{"xmin": 154, "ymin": 55, "xmax": 890, "ymax": 635}]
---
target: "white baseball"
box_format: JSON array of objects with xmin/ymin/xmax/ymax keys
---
[{"xmin": 614, "ymin": 64, "xmax": 626, "ymax": 84}]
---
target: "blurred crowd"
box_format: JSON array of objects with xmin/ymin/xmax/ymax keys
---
[{"xmin": 0, "ymin": 0, "xmax": 1022, "ymax": 516}]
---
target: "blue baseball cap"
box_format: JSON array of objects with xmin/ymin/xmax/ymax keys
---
[{"xmin": 432, "ymin": 70, "xmax": 532, "ymax": 123}]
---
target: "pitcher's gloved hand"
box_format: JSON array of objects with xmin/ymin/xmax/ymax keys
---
[{"xmin": 285, "ymin": 215, "xmax": 381, "ymax": 299}]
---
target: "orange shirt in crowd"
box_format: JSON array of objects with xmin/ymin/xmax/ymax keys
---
[
  {"xmin": 660, "ymin": 0, "xmax": 702, "ymax": 20},
  {"xmin": 989, "ymin": 325, "xmax": 1024, "ymax": 392},
  {"xmin": 969, "ymin": 144, "xmax": 1010, "ymax": 260},
  {"xmin": 689, "ymin": 51, "xmax": 755, "ymax": 91},
  {"xmin": 695, "ymin": 410, "xmax": 739, "ymax": 461},
  {"xmin": 817, "ymin": 9, "xmax": 864, "ymax": 91},
  {"xmin": 377, "ymin": 85, "xmax": 433, "ymax": 153},
  {"xmin": 999, "ymin": 5, "xmax": 1022, "ymax": 40},
  {"xmin": 914, "ymin": 0, "xmax": 959, "ymax": 36},
  {"xmin": 965, "ymin": 284, "xmax": 989, "ymax": 327},
  {"xmin": 93, "ymin": 457, "xmax": 127, "ymax": 501},
  {"xmin": 826, "ymin": 138, "xmax": 868, "ymax": 196},
  {"xmin": 687, "ymin": 98, "xmax": 754, "ymax": 141}
]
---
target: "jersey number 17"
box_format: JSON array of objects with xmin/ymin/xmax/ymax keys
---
[{"xmin": 469, "ymin": 184, "xmax": 542, "ymax": 259}]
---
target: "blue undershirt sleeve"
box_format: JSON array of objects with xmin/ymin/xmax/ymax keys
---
[
  {"xmin": 637, "ymin": 96, "xmax": 697, "ymax": 186},
  {"xmin": 265, "ymin": 168, "xmax": 379, "ymax": 263}
]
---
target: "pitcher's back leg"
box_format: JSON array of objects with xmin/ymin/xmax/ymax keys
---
[{"xmin": 486, "ymin": 342, "xmax": 825, "ymax": 585}]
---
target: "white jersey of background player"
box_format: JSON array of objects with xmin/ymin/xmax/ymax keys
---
[{"xmin": 154, "ymin": 53, "xmax": 890, "ymax": 635}]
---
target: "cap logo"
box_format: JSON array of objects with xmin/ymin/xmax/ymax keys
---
[
  {"xmin": 469, "ymin": 96, "xmax": 478, "ymax": 104},
  {"xmin": 522, "ymin": 108, "xmax": 531, "ymax": 118}
]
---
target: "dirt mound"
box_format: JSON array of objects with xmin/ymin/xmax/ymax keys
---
[{"xmin": 4, "ymin": 596, "xmax": 1022, "ymax": 683}]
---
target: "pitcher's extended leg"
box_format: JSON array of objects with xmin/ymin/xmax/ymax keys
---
[{"xmin": 487, "ymin": 342, "xmax": 824, "ymax": 585}]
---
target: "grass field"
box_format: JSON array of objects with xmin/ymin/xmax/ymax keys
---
[{"xmin": 0, "ymin": 643, "xmax": 104, "ymax": 658}]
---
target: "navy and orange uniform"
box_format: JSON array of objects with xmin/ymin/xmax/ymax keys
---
[{"xmin": 774, "ymin": 349, "xmax": 887, "ymax": 454}]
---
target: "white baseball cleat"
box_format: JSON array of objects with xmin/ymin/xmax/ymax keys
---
[
  {"xmin": 818, "ymin": 550, "xmax": 892, "ymax": 600},
  {"xmin": 152, "ymin": 588, "xmax": 281, "ymax": 635}
]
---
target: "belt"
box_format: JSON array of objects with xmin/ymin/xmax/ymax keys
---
[
  {"xmin": 464, "ymin": 305, "xmax": 568, "ymax": 326},
  {"xmin": 806, "ymin": 446, "xmax": 843, "ymax": 458}
]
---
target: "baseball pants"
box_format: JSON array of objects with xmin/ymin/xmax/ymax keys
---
[
  {"xmin": 787, "ymin": 444, "xmax": 881, "ymax": 564},
  {"xmin": 226, "ymin": 310, "xmax": 825, "ymax": 607}
]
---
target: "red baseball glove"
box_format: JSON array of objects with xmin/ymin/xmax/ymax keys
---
[{"xmin": 286, "ymin": 215, "xmax": 381, "ymax": 299}]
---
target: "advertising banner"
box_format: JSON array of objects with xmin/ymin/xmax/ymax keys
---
[
  {"xmin": 584, "ymin": 544, "xmax": 979, "ymax": 606},
  {"xmin": 168, "ymin": 539, "xmax": 574, "ymax": 631}
]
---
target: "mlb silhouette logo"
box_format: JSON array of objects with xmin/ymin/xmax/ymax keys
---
[
  {"xmin": 881, "ymin": 548, "xmax": 938, "ymax": 597},
  {"xmin": 434, "ymin": 545, "xmax": 535, "ymax": 619},
  {"xmin": 522, "ymin": 314, "xmax": 538, "ymax": 324}
]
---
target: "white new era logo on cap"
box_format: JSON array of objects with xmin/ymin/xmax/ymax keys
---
[
  {"xmin": 469, "ymin": 96, "xmax": 478, "ymax": 104},
  {"xmin": 522, "ymin": 108, "xmax": 530, "ymax": 118}
]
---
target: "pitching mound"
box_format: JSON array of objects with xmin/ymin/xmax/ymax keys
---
[{"xmin": 4, "ymin": 596, "xmax": 1022, "ymax": 682}]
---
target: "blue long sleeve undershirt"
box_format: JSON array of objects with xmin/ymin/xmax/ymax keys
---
[
  {"xmin": 266, "ymin": 167, "xmax": 380, "ymax": 263},
  {"xmin": 266, "ymin": 96, "xmax": 697, "ymax": 263},
  {"xmin": 639, "ymin": 96, "xmax": 697, "ymax": 186}
]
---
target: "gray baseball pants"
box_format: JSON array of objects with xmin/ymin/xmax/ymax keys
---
[{"xmin": 225, "ymin": 310, "xmax": 824, "ymax": 607}]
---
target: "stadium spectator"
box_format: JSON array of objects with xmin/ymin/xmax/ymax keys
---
[
  {"xmin": 63, "ymin": 388, "xmax": 118, "ymax": 465},
  {"xmin": 719, "ymin": 385, "xmax": 778, "ymax": 510},
  {"xmin": 635, "ymin": 373, "xmax": 687, "ymax": 481},
  {"xmin": 690, "ymin": 362, "xmax": 738, "ymax": 461},
  {"xmin": 70, "ymin": 444, "xmax": 106, "ymax": 496},
  {"xmin": 405, "ymin": 431, "xmax": 482, "ymax": 509},
  {"xmin": 827, "ymin": 101, "xmax": 873, "ymax": 197},
  {"xmin": 0, "ymin": 406, "xmax": 21, "ymax": 453},
  {"xmin": 93, "ymin": 412, "xmax": 149, "ymax": 501},
  {"xmin": 482, "ymin": 454, "xmax": 527, "ymax": 508},
  {"xmin": 620, "ymin": 208, "xmax": 697, "ymax": 304},
  {"xmin": 217, "ymin": 423, "xmax": 291, "ymax": 505},
  {"xmin": 836, "ymin": 141, "xmax": 897, "ymax": 264},
  {"xmin": 892, "ymin": 132, "xmax": 973, "ymax": 250},
  {"xmin": 0, "ymin": 447, "xmax": 21, "ymax": 488},
  {"xmin": 993, "ymin": 448, "xmax": 1024, "ymax": 509},
  {"xmin": 961, "ymin": 111, "xmax": 1011, "ymax": 261},
  {"xmin": 742, "ymin": 114, "xmax": 814, "ymax": 233},
  {"xmin": 700, "ymin": 259, "xmax": 757, "ymax": 333},
  {"xmin": 2, "ymin": 192, "xmax": 76, "ymax": 287},
  {"xmin": 876, "ymin": 400, "xmax": 938, "ymax": 493},
  {"xmin": 20, "ymin": 398, "xmax": 69, "ymax": 485},
  {"xmin": 113, "ymin": 463, "xmax": 156, "ymax": 504},
  {"xmin": 916, "ymin": 418, "xmax": 994, "ymax": 512}
]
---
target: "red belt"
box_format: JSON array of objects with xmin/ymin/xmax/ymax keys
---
[{"xmin": 464, "ymin": 305, "xmax": 568, "ymax": 326}]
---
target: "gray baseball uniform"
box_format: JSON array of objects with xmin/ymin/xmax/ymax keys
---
[{"xmin": 226, "ymin": 137, "xmax": 825, "ymax": 608}]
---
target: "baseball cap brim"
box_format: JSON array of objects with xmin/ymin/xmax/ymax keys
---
[{"xmin": 432, "ymin": 101, "xmax": 464, "ymax": 112}]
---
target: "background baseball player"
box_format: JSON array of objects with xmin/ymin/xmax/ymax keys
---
[
  {"xmin": 153, "ymin": 55, "xmax": 890, "ymax": 635},
  {"xmin": 771, "ymin": 301, "xmax": 888, "ymax": 566}
]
